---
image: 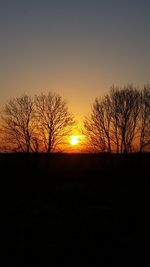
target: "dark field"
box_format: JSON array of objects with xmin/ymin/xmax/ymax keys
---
[{"xmin": 1, "ymin": 153, "xmax": 150, "ymax": 266}]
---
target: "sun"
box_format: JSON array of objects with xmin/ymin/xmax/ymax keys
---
[{"xmin": 69, "ymin": 135, "xmax": 80, "ymax": 146}]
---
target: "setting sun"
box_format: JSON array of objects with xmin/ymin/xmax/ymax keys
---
[
  {"xmin": 69, "ymin": 135, "xmax": 80, "ymax": 146},
  {"xmin": 67, "ymin": 134, "xmax": 87, "ymax": 152}
]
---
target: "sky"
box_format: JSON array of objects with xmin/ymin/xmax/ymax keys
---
[{"xmin": 0, "ymin": 0, "xmax": 150, "ymax": 125}]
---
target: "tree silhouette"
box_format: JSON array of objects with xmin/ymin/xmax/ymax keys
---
[
  {"xmin": 35, "ymin": 92, "xmax": 74, "ymax": 152},
  {"xmin": 139, "ymin": 85, "xmax": 150, "ymax": 152},
  {"xmin": 83, "ymin": 95, "xmax": 112, "ymax": 152},
  {"xmin": 110, "ymin": 86, "xmax": 140, "ymax": 153},
  {"xmin": 0, "ymin": 86, "xmax": 149, "ymax": 153},
  {"xmin": 1, "ymin": 95, "xmax": 36, "ymax": 152},
  {"xmin": 84, "ymin": 85, "xmax": 141, "ymax": 153}
]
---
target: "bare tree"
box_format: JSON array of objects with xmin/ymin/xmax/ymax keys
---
[
  {"xmin": 35, "ymin": 92, "xmax": 74, "ymax": 152},
  {"xmin": 110, "ymin": 85, "xmax": 140, "ymax": 153},
  {"xmin": 1, "ymin": 95, "xmax": 36, "ymax": 152},
  {"xmin": 109, "ymin": 89, "xmax": 120, "ymax": 153},
  {"xmin": 99, "ymin": 95, "xmax": 112, "ymax": 152},
  {"xmin": 83, "ymin": 95, "xmax": 112, "ymax": 152},
  {"xmin": 83, "ymin": 112, "xmax": 106, "ymax": 153},
  {"xmin": 84, "ymin": 85, "xmax": 141, "ymax": 153},
  {"xmin": 139, "ymin": 85, "xmax": 150, "ymax": 152}
]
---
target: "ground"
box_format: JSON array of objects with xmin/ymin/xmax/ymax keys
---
[{"xmin": 0, "ymin": 153, "xmax": 149, "ymax": 266}]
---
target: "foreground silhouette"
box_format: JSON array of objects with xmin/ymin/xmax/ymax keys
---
[{"xmin": 1, "ymin": 152, "xmax": 150, "ymax": 266}]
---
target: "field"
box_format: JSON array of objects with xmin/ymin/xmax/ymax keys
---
[{"xmin": 1, "ymin": 153, "xmax": 150, "ymax": 266}]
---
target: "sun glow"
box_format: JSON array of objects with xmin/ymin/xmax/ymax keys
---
[
  {"xmin": 69, "ymin": 135, "xmax": 80, "ymax": 146},
  {"xmin": 68, "ymin": 133, "xmax": 87, "ymax": 152}
]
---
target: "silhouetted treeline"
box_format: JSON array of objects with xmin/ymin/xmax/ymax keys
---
[
  {"xmin": 0, "ymin": 92, "xmax": 74, "ymax": 152},
  {"xmin": 0, "ymin": 85, "xmax": 150, "ymax": 153},
  {"xmin": 84, "ymin": 84, "xmax": 150, "ymax": 153}
]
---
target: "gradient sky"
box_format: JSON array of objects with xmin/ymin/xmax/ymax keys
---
[{"xmin": 0, "ymin": 0, "xmax": 150, "ymax": 125}]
